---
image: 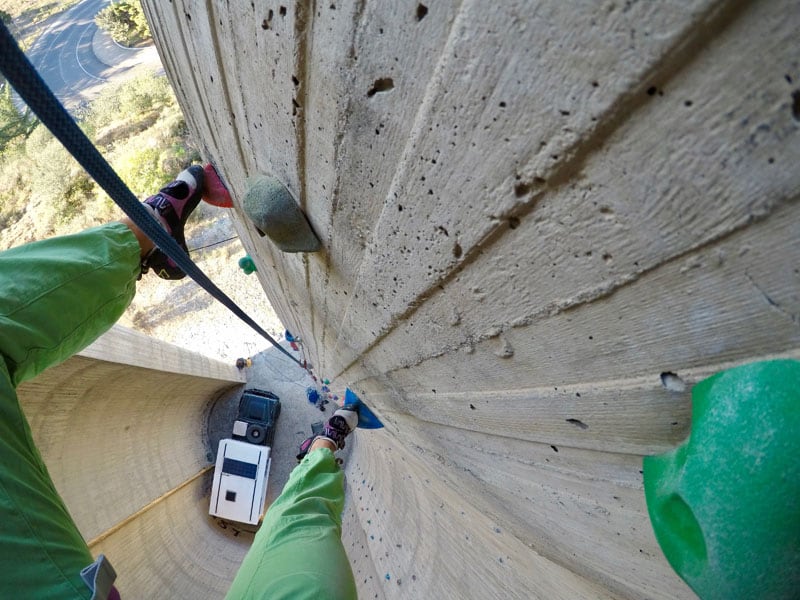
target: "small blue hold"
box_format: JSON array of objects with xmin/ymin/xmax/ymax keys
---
[
  {"xmin": 385, "ymin": 573, "xmax": 391, "ymax": 581},
  {"xmin": 306, "ymin": 387, "xmax": 320, "ymax": 404}
]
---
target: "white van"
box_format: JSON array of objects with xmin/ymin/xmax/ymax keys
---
[{"xmin": 209, "ymin": 438, "xmax": 272, "ymax": 525}]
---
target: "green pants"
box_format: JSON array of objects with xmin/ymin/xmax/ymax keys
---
[
  {"xmin": 0, "ymin": 223, "xmax": 356, "ymax": 599},
  {"xmin": 226, "ymin": 448, "xmax": 357, "ymax": 599},
  {"xmin": 0, "ymin": 223, "xmax": 139, "ymax": 599}
]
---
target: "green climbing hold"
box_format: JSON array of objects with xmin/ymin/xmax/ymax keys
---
[
  {"xmin": 238, "ymin": 255, "xmax": 257, "ymax": 275},
  {"xmin": 643, "ymin": 359, "xmax": 800, "ymax": 599}
]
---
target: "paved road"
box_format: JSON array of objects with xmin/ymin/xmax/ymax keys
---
[{"xmin": 23, "ymin": 0, "xmax": 145, "ymax": 110}]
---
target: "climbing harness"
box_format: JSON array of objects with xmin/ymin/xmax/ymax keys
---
[{"xmin": 0, "ymin": 22, "xmax": 301, "ymax": 367}]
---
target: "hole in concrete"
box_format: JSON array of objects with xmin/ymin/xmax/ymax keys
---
[
  {"xmin": 292, "ymin": 75, "xmax": 299, "ymax": 86},
  {"xmin": 550, "ymin": 445, "xmax": 559, "ymax": 452},
  {"xmin": 660, "ymin": 371, "xmax": 686, "ymax": 392},
  {"xmin": 514, "ymin": 182, "xmax": 530, "ymax": 197},
  {"xmin": 508, "ymin": 216, "xmax": 520, "ymax": 229},
  {"xmin": 469, "ymin": 404, "xmax": 475, "ymax": 410},
  {"xmin": 646, "ymin": 86, "xmax": 657, "ymax": 96},
  {"xmin": 499, "ymin": 101, "xmax": 507, "ymax": 108},
  {"xmin": 367, "ymin": 78, "xmax": 395, "ymax": 97},
  {"xmin": 566, "ymin": 418, "xmax": 589, "ymax": 430},
  {"xmin": 792, "ymin": 90, "xmax": 800, "ymax": 121},
  {"xmin": 453, "ymin": 242, "xmax": 462, "ymax": 258},
  {"xmin": 684, "ymin": 99, "xmax": 693, "ymax": 107},
  {"xmin": 279, "ymin": 5, "xmax": 286, "ymax": 16},
  {"xmin": 416, "ymin": 3, "xmax": 428, "ymax": 20}
]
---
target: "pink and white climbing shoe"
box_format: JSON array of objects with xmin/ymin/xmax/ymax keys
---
[{"xmin": 140, "ymin": 165, "xmax": 204, "ymax": 280}]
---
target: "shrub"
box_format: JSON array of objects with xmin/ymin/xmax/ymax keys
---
[
  {"xmin": 114, "ymin": 143, "xmax": 166, "ymax": 199},
  {"xmin": 0, "ymin": 84, "xmax": 37, "ymax": 152},
  {"xmin": 25, "ymin": 124, "xmax": 89, "ymax": 225},
  {"xmin": 117, "ymin": 73, "xmax": 173, "ymax": 116},
  {"xmin": 86, "ymin": 72, "xmax": 174, "ymax": 133},
  {"xmin": 95, "ymin": 1, "xmax": 151, "ymax": 47}
]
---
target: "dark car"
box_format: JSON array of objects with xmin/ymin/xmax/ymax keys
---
[{"xmin": 232, "ymin": 388, "xmax": 281, "ymax": 446}]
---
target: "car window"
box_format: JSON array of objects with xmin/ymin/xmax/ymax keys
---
[{"xmin": 246, "ymin": 401, "xmax": 267, "ymax": 421}]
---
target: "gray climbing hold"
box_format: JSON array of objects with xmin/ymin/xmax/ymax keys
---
[{"xmin": 242, "ymin": 175, "xmax": 322, "ymax": 252}]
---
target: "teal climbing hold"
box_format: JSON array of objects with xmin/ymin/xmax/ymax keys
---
[{"xmin": 238, "ymin": 255, "xmax": 257, "ymax": 275}]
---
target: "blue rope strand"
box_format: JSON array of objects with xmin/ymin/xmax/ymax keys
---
[{"xmin": 0, "ymin": 21, "xmax": 301, "ymax": 367}]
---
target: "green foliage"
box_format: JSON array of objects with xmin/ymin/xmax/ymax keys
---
[
  {"xmin": 0, "ymin": 70, "xmax": 198, "ymax": 247},
  {"xmin": 0, "ymin": 10, "xmax": 12, "ymax": 24},
  {"xmin": 95, "ymin": 1, "xmax": 151, "ymax": 47},
  {"xmin": 25, "ymin": 124, "xmax": 91, "ymax": 225},
  {"xmin": 0, "ymin": 145, "xmax": 31, "ymax": 229},
  {"xmin": 0, "ymin": 84, "xmax": 38, "ymax": 152},
  {"xmin": 86, "ymin": 72, "xmax": 174, "ymax": 133},
  {"xmin": 115, "ymin": 144, "xmax": 166, "ymax": 198},
  {"xmin": 117, "ymin": 73, "xmax": 173, "ymax": 116}
]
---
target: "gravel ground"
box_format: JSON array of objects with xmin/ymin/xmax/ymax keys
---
[{"xmin": 119, "ymin": 203, "xmax": 285, "ymax": 365}]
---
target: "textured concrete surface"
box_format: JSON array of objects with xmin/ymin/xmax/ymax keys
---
[
  {"xmin": 26, "ymin": 0, "xmax": 800, "ymax": 597},
  {"xmin": 141, "ymin": 0, "xmax": 798, "ymax": 597}
]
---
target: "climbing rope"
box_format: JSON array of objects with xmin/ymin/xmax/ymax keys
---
[{"xmin": 0, "ymin": 22, "xmax": 302, "ymax": 367}]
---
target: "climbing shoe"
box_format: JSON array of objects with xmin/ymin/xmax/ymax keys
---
[
  {"xmin": 296, "ymin": 408, "xmax": 359, "ymax": 460},
  {"xmin": 140, "ymin": 165, "xmax": 204, "ymax": 280}
]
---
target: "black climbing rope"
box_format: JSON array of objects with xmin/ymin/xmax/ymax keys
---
[{"xmin": 0, "ymin": 22, "xmax": 302, "ymax": 367}]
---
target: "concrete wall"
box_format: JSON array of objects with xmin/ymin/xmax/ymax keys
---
[
  {"xmin": 141, "ymin": 0, "xmax": 800, "ymax": 597},
  {"xmin": 17, "ymin": 326, "xmax": 248, "ymax": 598}
]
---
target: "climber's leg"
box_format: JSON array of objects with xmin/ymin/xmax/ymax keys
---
[
  {"xmin": 0, "ymin": 223, "xmax": 141, "ymax": 599},
  {"xmin": 226, "ymin": 447, "xmax": 357, "ymax": 600},
  {"xmin": 0, "ymin": 223, "xmax": 141, "ymax": 385}
]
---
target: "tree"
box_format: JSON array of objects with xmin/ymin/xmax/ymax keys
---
[
  {"xmin": 0, "ymin": 84, "xmax": 37, "ymax": 153},
  {"xmin": 95, "ymin": 1, "xmax": 151, "ymax": 47}
]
